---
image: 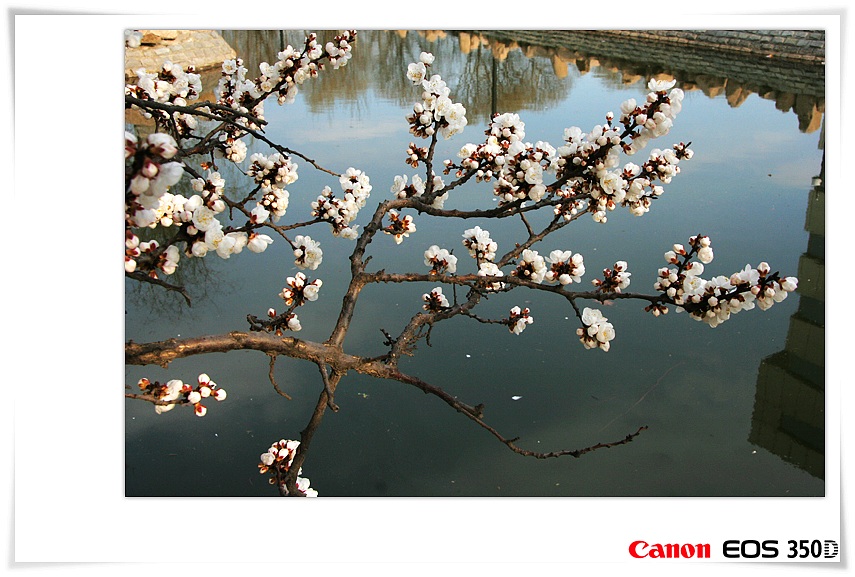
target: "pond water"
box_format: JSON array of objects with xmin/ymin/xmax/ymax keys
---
[{"xmin": 125, "ymin": 30, "xmax": 825, "ymax": 497}]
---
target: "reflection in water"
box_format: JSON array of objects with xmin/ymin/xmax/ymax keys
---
[
  {"xmin": 750, "ymin": 152, "xmax": 825, "ymax": 480},
  {"xmin": 125, "ymin": 29, "xmax": 826, "ymax": 497},
  {"xmin": 460, "ymin": 30, "xmax": 825, "ymax": 133},
  {"xmin": 219, "ymin": 29, "xmax": 572, "ymax": 122},
  {"xmin": 138, "ymin": 30, "xmax": 826, "ymax": 133}
]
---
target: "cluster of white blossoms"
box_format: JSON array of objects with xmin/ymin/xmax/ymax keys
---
[
  {"xmin": 125, "ymin": 132, "xmax": 187, "ymax": 276},
  {"xmin": 507, "ymin": 306, "xmax": 533, "ymax": 335},
  {"xmin": 258, "ymin": 439, "xmax": 318, "ymax": 497},
  {"xmin": 512, "ymin": 248, "xmax": 588, "ymax": 288},
  {"xmin": 577, "ymin": 307, "xmax": 616, "ymax": 351},
  {"xmin": 390, "ymin": 173, "xmax": 449, "ymax": 209},
  {"xmin": 311, "ymin": 167, "xmax": 372, "ymax": 240},
  {"xmin": 279, "ymin": 272, "xmax": 323, "ymax": 307},
  {"xmin": 462, "ymin": 226, "xmax": 505, "ymax": 290},
  {"xmin": 126, "ymin": 60, "xmax": 202, "ymax": 137},
  {"xmin": 186, "ymin": 171, "xmax": 258, "ymax": 260},
  {"xmin": 125, "ymin": 132, "xmax": 184, "ymax": 227},
  {"xmin": 452, "ymin": 112, "xmax": 556, "ymax": 205},
  {"xmin": 124, "ymin": 131, "xmax": 279, "ymax": 275},
  {"xmin": 251, "ymin": 269, "xmax": 325, "ymax": 336},
  {"xmin": 619, "ymin": 78, "xmax": 685, "ymax": 154},
  {"xmin": 553, "ymin": 196, "xmax": 588, "ymax": 221},
  {"xmin": 424, "ymin": 245, "xmax": 458, "ymax": 275},
  {"xmin": 392, "ymin": 173, "xmax": 424, "ymax": 198},
  {"xmin": 592, "ymin": 261, "xmax": 632, "ymax": 293},
  {"xmin": 216, "ymin": 31, "xmax": 355, "ymax": 119},
  {"xmin": 124, "ymin": 33, "xmax": 358, "ymax": 276},
  {"xmin": 442, "ymin": 77, "xmax": 691, "ymax": 221},
  {"xmin": 512, "ymin": 249, "xmax": 548, "ymax": 283},
  {"xmin": 128, "ymin": 59, "xmax": 202, "ymax": 105},
  {"xmin": 137, "ymin": 373, "xmax": 226, "ymax": 417},
  {"xmin": 125, "ymin": 238, "xmax": 181, "ymax": 277},
  {"xmin": 293, "ymin": 235, "xmax": 323, "ymax": 270},
  {"xmin": 422, "ymin": 286, "xmax": 450, "ymax": 312},
  {"xmin": 556, "ymin": 137, "xmax": 691, "ymax": 224},
  {"xmin": 568, "ymin": 79, "xmax": 689, "ymax": 222},
  {"xmin": 425, "ymin": 244, "xmax": 457, "ymax": 274},
  {"xmin": 406, "ymin": 52, "xmax": 468, "ymax": 140},
  {"xmin": 383, "ymin": 210, "xmax": 417, "ymax": 244},
  {"xmin": 256, "ymin": 272, "xmax": 322, "ymax": 335},
  {"xmin": 654, "ymin": 235, "xmax": 798, "ymax": 327},
  {"xmin": 544, "ymin": 250, "xmax": 586, "ymax": 285},
  {"xmin": 263, "ymin": 308, "xmax": 302, "ymax": 333},
  {"xmin": 248, "ymin": 152, "xmax": 298, "ymax": 223},
  {"xmin": 477, "ymin": 261, "xmax": 506, "ymax": 291},
  {"xmin": 206, "ymin": 31, "xmax": 356, "ymax": 170},
  {"xmin": 125, "ymin": 60, "xmax": 202, "ymax": 137},
  {"xmin": 462, "ymin": 226, "xmax": 498, "ymax": 261}
]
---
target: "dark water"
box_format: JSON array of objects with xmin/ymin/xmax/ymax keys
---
[{"xmin": 125, "ymin": 30, "xmax": 824, "ymax": 497}]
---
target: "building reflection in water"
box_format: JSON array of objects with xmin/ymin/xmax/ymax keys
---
[
  {"xmin": 750, "ymin": 151, "xmax": 825, "ymax": 480},
  {"xmin": 451, "ymin": 30, "xmax": 824, "ymax": 133}
]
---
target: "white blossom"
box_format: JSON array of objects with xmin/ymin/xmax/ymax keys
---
[
  {"xmin": 462, "ymin": 226, "xmax": 497, "ymax": 261},
  {"xmin": 248, "ymin": 233, "xmax": 274, "ymax": 254},
  {"xmin": 578, "ymin": 308, "xmax": 615, "ymax": 351},
  {"xmin": 407, "ymin": 61, "xmax": 427, "ymax": 84},
  {"xmin": 513, "ymin": 249, "xmax": 547, "ymax": 283},
  {"xmin": 508, "ymin": 306, "xmax": 533, "ymax": 335},
  {"xmin": 545, "ymin": 250, "xmax": 585, "ymax": 284},
  {"xmin": 422, "ymin": 287, "xmax": 450, "ymax": 311},
  {"xmin": 424, "ymin": 245, "xmax": 458, "ymax": 274},
  {"xmin": 477, "ymin": 262, "xmax": 505, "ymax": 291}
]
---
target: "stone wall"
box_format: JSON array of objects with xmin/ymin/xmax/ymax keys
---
[{"xmin": 124, "ymin": 29, "xmax": 235, "ymax": 81}]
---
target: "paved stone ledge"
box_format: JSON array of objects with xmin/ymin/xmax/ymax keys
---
[{"xmin": 124, "ymin": 29, "xmax": 236, "ymax": 81}]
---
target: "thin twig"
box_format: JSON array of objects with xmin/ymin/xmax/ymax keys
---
[
  {"xmin": 125, "ymin": 270, "xmax": 191, "ymax": 306},
  {"xmin": 386, "ymin": 367, "xmax": 648, "ymax": 459},
  {"xmin": 268, "ymin": 354, "xmax": 292, "ymax": 400},
  {"xmin": 125, "ymin": 392, "xmax": 187, "ymax": 407},
  {"xmin": 316, "ymin": 362, "xmax": 339, "ymax": 412},
  {"xmin": 519, "ymin": 210, "xmax": 535, "ymax": 238}
]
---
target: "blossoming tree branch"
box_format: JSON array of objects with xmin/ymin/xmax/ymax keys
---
[{"xmin": 124, "ymin": 31, "xmax": 798, "ymax": 496}]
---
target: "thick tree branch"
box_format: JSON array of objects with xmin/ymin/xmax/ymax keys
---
[{"xmin": 126, "ymin": 331, "xmax": 650, "ymax": 463}]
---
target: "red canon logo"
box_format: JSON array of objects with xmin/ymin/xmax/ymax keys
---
[{"xmin": 629, "ymin": 540, "xmax": 711, "ymax": 559}]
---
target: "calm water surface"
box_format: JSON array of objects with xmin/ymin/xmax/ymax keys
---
[{"xmin": 125, "ymin": 30, "xmax": 825, "ymax": 496}]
